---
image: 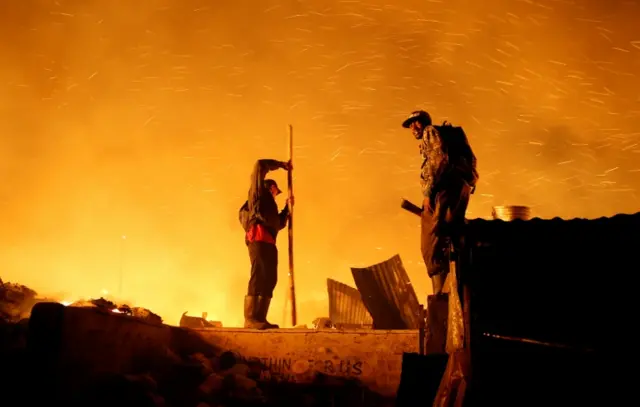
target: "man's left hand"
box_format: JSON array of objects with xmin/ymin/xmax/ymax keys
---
[{"xmin": 287, "ymin": 196, "xmax": 295, "ymax": 207}]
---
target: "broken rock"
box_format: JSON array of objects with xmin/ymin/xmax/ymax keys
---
[
  {"xmin": 180, "ymin": 312, "xmax": 220, "ymax": 329},
  {"xmin": 231, "ymin": 374, "xmax": 258, "ymax": 391},
  {"xmin": 224, "ymin": 363, "xmax": 250, "ymax": 377},
  {"xmin": 131, "ymin": 307, "xmax": 163, "ymax": 325},
  {"xmin": 199, "ymin": 373, "xmax": 224, "ymax": 395},
  {"xmin": 124, "ymin": 373, "xmax": 158, "ymax": 393},
  {"xmin": 190, "ymin": 352, "xmax": 214, "ymax": 376}
]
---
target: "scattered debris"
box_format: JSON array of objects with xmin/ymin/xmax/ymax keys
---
[
  {"xmin": 58, "ymin": 347, "xmax": 379, "ymax": 406},
  {"xmin": 70, "ymin": 297, "xmax": 116, "ymax": 309},
  {"xmin": 130, "ymin": 307, "xmax": 163, "ymax": 325},
  {"xmin": 2, "ymin": 281, "xmax": 382, "ymax": 405},
  {"xmin": 0, "ymin": 280, "xmax": 39, "ymax": 323},
  {"xmin": 180, "ymin": 312, "xmax": 223, "ymax": 329},
  {"xmin": 312, "ymin": 317, "xmax": 335, "ymax": 330},
  {"xmin": 69, "ymin": 297, "xmax": 163, "ymax": 324}
]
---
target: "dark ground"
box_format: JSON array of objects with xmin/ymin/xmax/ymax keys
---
[{"xmin": 0, "ymin": 319, "xmax": 393, "ymax": 407}]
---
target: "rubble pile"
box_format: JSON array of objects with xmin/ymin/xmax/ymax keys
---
[
  {"xmin": 0, "ymin": 279, "xmax": 43, "ymax": 355},
  {"xmin": 311, "ymin": 317, "xmax": 335, "ymax": 330},
  {"xmin": 1, "ymin": 280, "xmax": 388, "ymax": 406},
  {"xmin": 180, "ymin": 312, "xmax": 223, "ymax": 329},
  {"xmin": 0, "ymin": 278, "xmax": 40, "ymax": 323},
  {"xmin": 69, "ymin": 297, "xmax": 163, "ymax": 325},
  {"xmin": 0, "ymin": 279, "xmax": 162, "ymax": 326},
  {"xmin": 69, "ymin": 350, "xmax": 382, "ymax": 407}
]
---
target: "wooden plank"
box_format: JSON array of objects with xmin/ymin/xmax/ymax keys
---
[{"xmin": 425, "ymin": 294, "xmax": 448, "ymax": 355}]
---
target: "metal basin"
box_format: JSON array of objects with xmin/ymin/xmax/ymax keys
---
[{"xmin": 491, "ymin": 205, "xmax": 532, "ymax": 221}]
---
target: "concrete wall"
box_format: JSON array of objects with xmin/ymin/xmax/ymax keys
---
[
  {"xmin": 29, "ymin": 304, "xmax": 419, "ymax": 398},
  {"xmin": 194, "ymin": 328, "xmax": 419, "ymax": 397}
]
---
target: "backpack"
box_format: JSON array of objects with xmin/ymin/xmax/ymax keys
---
[
  {"xmin": 238, "ymin": 201, "xmax": 251, "ymax": 232},
  {"xmin": 434, "ymin": 121, "xmax": 479, "ymax": 189}
]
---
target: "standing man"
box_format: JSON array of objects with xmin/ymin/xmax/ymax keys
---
[
  {"xmin": 239, "ymin": 159, "xmax": 293, "ymax": 329},
  {"xmin": 402, "ymin": 110, "xmax": 479, "ymax": 294}
]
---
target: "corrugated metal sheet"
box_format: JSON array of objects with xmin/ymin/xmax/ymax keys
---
[
  {"xmin": 351, "ymin": 254, "xmax": 422, "ymax": 330},
  {"xmin": 326, "ymin": 279, "xmax": 373, "ymax": 328}
]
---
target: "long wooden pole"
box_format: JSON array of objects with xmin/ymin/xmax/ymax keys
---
[{"xmin": 287, "ymin": 124, "xmax": 297, "ymax": 327}]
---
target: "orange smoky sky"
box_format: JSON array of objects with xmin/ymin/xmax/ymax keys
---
[{"xmin": 1, "ymin": 0, "xmax": 639, "ymax": 326}]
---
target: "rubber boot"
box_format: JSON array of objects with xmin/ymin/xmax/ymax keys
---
[
  {"xmin": 257, "ymin": 296, "xmax": 279, "ymax": 329},
  {"xmin": 244, "ymin": 296, "xmax": 267, "ymax": 329}
]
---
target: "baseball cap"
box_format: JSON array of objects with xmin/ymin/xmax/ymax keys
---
[
  {"xmin": 264, "ymin": 179, "xmax": 282, "ymax": 195},
  {"xmin": 402, "ymin": 110, "xmax": 432, "ymax": 128}
]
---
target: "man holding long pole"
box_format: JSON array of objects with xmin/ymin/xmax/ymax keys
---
[
  {"xmin": 238, "ymin": 159, "xmax": 293, "ymax": 330},
  {"xmin": 286, "ymin": 125, "xmax": 297, "ymax": 327}
]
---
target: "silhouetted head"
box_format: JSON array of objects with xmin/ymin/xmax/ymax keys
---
[
  {"xmin": 402, "ymin": 110, "xmax": 432, "ymax": 139},
  {"xmin": 264, "ymin": 179, "xmax": 282, "ymax": 198}
]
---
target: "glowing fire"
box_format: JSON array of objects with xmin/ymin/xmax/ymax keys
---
[
  {"xmin": 51, "ymin": 284, "xmax": 242, "ymax": 326},
  {"xmin": 58, "ymin": 288, "xmax": 126, "ymax": 314},
  {"xmin": 59, "ymin": 300, "xmax": 121, "ymax": 313}
]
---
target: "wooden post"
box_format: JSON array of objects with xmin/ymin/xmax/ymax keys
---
[
  {"xmin": 418, "ymin": 304, "xmax": 425, "ymax": 355},
  {"xmin": 463, "ymin": 272, "xmax": 473, "ymax": 382},
  {"xmin": 287, "ymin": 124, "xmax": 297, "ymax": 327}
]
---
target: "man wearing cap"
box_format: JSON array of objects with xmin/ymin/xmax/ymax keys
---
[
  {"xmin": 402, "ymin": 110, "xmax": 478, "ymax": 294},
  {"xmin": 240, "ymin": 159, "xmax": 293, "ymax": 329}
]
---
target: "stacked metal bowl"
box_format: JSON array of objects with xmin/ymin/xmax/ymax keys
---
[{"xmin": 491, "ymin": 205, "xmax": 532, "ymax": 221}]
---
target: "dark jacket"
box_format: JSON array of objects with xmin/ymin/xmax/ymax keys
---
[
  {"xmin": 420, "ymin": 123, "xmax": 478, "ymax": 201},
  {"xmin": 419, "ymin": 125, "xmax": 448, "ymax": 200},
  {"xmin": 241, "ymin": 159, "xmax": 289, "ymax": 240}
]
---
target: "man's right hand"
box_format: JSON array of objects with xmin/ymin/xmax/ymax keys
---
[
  {"xmin": 401, "ymin": 198, "xmax": 423, "ymax": 217},
  {"xmin": 281, "ymin": 160, "xmax": 293, "ymax": 171}
]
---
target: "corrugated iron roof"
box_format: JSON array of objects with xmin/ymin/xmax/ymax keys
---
[
  {"xmin": 464, "ymin": 211, "xmax": 640, "ymax": 350},
  {"xmin": 326, "ymin": 279, "xmax": 373, "ymax": 327},
  {"xmin": 351, "ymin": 254, "xmax": 422, "ymax": 330},
  {"xmin": 465, "ymin": 211, "xmax": 640, "ymax": 241}
]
